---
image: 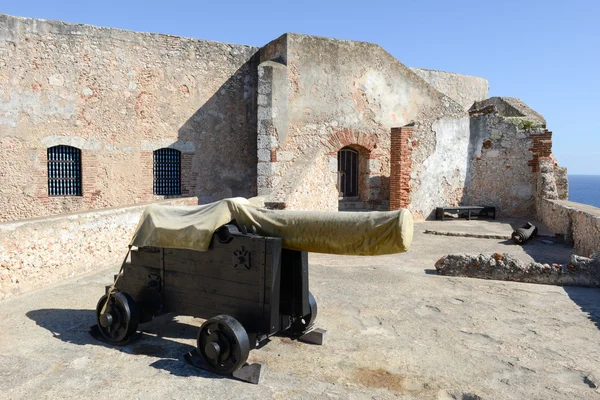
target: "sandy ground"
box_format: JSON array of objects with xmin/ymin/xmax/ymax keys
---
[{"xmin": 2, "ymin": 219, "xmax": 600, "ymax": 399}]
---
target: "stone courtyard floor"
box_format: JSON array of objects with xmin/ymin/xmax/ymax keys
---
[{"xmin": 2, "ymin": 219, "xmax": 600, "ymax": 399}]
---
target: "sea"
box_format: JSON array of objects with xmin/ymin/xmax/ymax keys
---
[{"xmin": 568, "ymin": 175, "xmax": 600, "ymax": 208}]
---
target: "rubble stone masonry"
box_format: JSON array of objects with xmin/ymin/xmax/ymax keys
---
[
  {"xmin": 0, "ymin": 197, "xmax": 197, "ymax": 299},
  {"xmin": 0, "ymin": 14, "xmax": 259, "ymax": 221}
]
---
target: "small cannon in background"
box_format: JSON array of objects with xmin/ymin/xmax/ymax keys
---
[{"xmin": 511, "ymin": 222, "xmax": 538, "ymax": 244}]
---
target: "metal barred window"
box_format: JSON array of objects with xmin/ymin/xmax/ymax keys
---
[
  {"xmin": 338, "ymin": 147, "xmax": 358, "ymax": 197},
  {"xmin": 153, "ymin": 148, "xmax": 181, "ymax": 195},
  {"xmin": 47, "ymin": 145, "xmax": 82, "ymax": 196}
]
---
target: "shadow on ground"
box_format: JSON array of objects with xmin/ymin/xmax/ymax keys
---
[
  {"xmin": 421, "ymin": 218, "xmax": 600, "ymax": 333},
  {"xmin": 26, "ymin": 309, "xmax": 220, "ymax": 379},
  {"xmin": 563, "ymin": 287, "xmax": 600, "ymax": 331}
]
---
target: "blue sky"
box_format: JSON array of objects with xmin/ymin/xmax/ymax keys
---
[{"xmin": 2, "ymin": 0, "xmax": 599, "ymax": 174}]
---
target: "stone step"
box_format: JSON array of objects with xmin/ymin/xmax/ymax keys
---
[{"xmin": 338, "ymin": 201, "xmax": 364, "ymax": 211}]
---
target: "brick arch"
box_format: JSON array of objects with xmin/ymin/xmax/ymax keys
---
[{"xmin": 323, "ymin": 129, "xmax": 378, "ymax": 154}]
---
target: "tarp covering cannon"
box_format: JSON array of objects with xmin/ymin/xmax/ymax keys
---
[{"xmin": 93, "ymin": 198, "xmax": 413, "ymax": 382}]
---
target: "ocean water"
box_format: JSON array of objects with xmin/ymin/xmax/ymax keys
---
[{"xmin": 568, "ymin": 175, "xmax": 600, "ymax": 208}]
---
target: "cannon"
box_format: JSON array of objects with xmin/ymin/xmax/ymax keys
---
[
  {"xmin": 511, "ymin": 222, "xmax": 538, "ymax": 244},
  {"xmin": 93, "ymin": 198, "xmax": 413, "ymax": 382},
  {"xmin": 95, "ymin": 224, "xmax": 318, "ymax": 381}
]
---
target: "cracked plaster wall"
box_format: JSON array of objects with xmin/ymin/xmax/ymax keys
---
[
  {"xmin": 408, "ymin": 116, "xmax": 471, "ymax": 219},
  {"xmin": 0, "ymin": 14, "xmax": 259, "ymax": 221},
  {"xmin": 258, "ymin": 34, "xmax": 466, "ymax": 211}
]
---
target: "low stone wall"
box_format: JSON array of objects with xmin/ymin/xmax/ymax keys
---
[
  {"xmin": 538, "ymin": 199, "xmax": 600, "ymax": 257},
  {"xmin": 435, "ymin": 252, "xmax": 600, "ymax": 287},
  {"xmin": 410, "ymin": 68, "xmax": 489, "ymax": 111},
  {"xmin": 0, "ymin": 197, "xmax": 197, "ymax": 299}
]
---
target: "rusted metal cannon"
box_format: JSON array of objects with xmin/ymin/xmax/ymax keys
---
[{"xmin": 511, "ymin": 222, "xmax": 538, "ymax": 244}]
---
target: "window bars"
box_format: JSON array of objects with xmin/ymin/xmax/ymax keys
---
[
  {"xmin": 337, "ymin": 147, "xmax": 358, "ymax": 197},
  {"xmin": 47, "ymin": 145, "xmax": 82, "ymax": 196},
  {"xmin": 153, "ymin": 148, "xmax": 181, "ymax": 195}
]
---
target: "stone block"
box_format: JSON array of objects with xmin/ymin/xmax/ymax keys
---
[
  {"xmin": 368, "ymin": 159, "xmax": 380, "ymax": 171},
  {"xmin": 257, "ymin": 94, "xmax": 269, "ymax": 107},
  {"xmin": 277, "ymin": 151, "xmax": 293, "ymax": 162},
  {"xmin": 257, "ymin": 134, "xmax": 277, "ymax": 150},
  {"xmin": 257, "ymin": 161, "xmax": 279, "ymax": 177},
  {"xmin": 327, "ymin": 156, "xmax": 338, "ymax": 172},
  {"xmin": 257, "ymin": 149, "xmax": 271, "ymax": 162}
]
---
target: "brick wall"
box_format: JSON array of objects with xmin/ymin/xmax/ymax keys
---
[
  {"xmin": 389, "ymin": 126, "xmax": 414, "ymax": 210},
  {"xmin": 528, "ymin": 130, "xmax": 553, "ymax": 173},
  {"xmin": 325, "ymin": 129, "xmax": 383, "ymax": 209}
]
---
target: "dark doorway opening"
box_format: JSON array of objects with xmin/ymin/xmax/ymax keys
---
[{"xmin": 338, "ymin": 147, "xmax": 358, "ymax": 198}]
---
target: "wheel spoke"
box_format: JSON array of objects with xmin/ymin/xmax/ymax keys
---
[{"xmin": 197, "ymin": 315, "xmax": 249, "ymax": 374}]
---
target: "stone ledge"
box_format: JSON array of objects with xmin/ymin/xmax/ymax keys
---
[{"xmin": 435, "ymin": 252, "xmax": 600, "ymax": 287}]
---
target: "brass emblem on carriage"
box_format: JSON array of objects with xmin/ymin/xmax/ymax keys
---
[{"xmin": 232, "ymin": 246, "xmax": 251, "ymax": 270}]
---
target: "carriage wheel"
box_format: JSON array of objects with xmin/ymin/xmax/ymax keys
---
[
  {"xmin": 197, "ymin": 315, "xmax": 250, "ymax": 374},
  {"xmin": 95, "ymin": 291, "xmax": 140, "ymax": 344},
  {"xmin": 288, "ymin": 291, "xmax": 318, "ymax": 336}
]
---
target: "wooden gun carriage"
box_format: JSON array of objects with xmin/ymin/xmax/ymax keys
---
[
  {"xmin": 94, "ymin": 224, "xmax": 318, "ymax": 378},
  {"xmin": 93, "ymin": 199, "xmax": 413, "ymax": 381}
]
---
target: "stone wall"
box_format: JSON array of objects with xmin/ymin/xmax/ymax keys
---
[
  {"xmin": 538, "ymin": 199, "xmax": 600, "ymax": 257},
  {"xmin": 554, "ymin": 164, "xmax": 569, "ymax": 200},
  {"xmin": 0, "ymin": 14, "xmax": 259, "ymax": 221},
  {"xmin": 0, "ymin": 197, "xmax": 197, "ymax": 299},
  {"xmin": 463, "ymin": 112, "xmax": 540, "ymax": 217},
  {"xmin": 257, "ymin": 34, "xmax": 465, "ymax": 211},
  {"xmin": 410, "ymin": 68, "xmax": 489, "ymax": 111}
]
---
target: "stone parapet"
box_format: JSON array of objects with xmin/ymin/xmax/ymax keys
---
[
  {"xmin": 538, "ymin": 199, "xmax": 600, "ymax": 257},
  {"xmin": 0, "ymin": 197, "xmax": 197, "ymax": 299}
]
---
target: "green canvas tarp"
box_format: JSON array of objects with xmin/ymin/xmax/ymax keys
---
[{"xmin": 130, "ymin": 198, "xmax": 413, "ymax": 256}]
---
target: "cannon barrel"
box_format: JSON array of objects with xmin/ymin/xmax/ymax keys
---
[
  {"xmin": 130, "ymin": 198, "xmax": 414, "ymax": 256},
  {"xmin": 511, "ymin": 222, "xmax": 538, "ymax": 244}
]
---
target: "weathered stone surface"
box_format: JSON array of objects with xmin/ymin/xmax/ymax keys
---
[
  {"xmin": 1, "ymin": 223, "xmax": 599, "ymax": 399},
  {"xmin": 463, "ymin": 114, "xmax": 541, "ymax": 217},
  {"xmin": 0, "ymin": 13, "xmax": 566, "ymax": 221},
  {"xmin": 409, "ymin": 116, "xmax": 471, "ymax": 217},
  {"xmin": 0, "ymin": 197, "xmax": 197, "ymax": 299},
  {"xmin": 0, "ymin": 14, "xmax": 258, "ymax": 221},
  {"xmin": 257, "ymin": 33, "xmax": 468, "ymax": 212},
  {"xmin": 435, "ymin": 252, "xmax": 600, "ymax": 287},
  {"xmin": 410, "ymin": 68, "xmax": 489, "ymax": 111},
  {"xmin": 470, "ymin": 97, "xmax": 546, "ymax": 127},
  {"xmin": 538, "ymin": 199, "xmax": 600, "ymax": 256}
]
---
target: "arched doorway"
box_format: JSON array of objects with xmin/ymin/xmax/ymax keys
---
[{"xmin": 338, "ymin": 147, "xmax": 359, "ymax": 198}]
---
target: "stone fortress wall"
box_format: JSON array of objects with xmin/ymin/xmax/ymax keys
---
[
  {"xmin": 256, "ymin": 34, "xmax": 484, "ymax": 214},
  {"xmin": 0, "ymin": 13, "xmax": 591, "ymax": 245},
  {"xmin": 2, "ymin": 13, "xmax": 600, "ymax": 299},
  {"xmin": 0, "ymin": 14, "xmax": 259, "ymax": 222}
]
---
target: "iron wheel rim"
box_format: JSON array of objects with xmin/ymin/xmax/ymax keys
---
[
  {"xmin": 95, "ymin": 292, "xmax": 140, "ymax": 344},
  {"xmin": 197, "ymin": 315, "xmax": 249, "ymax": 374}
]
